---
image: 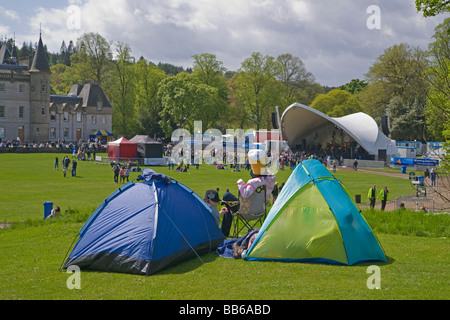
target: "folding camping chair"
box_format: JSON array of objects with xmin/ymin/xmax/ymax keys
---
[{"xmin": 224, "ymin": 185, "xmax": 267, "ymax": 238}]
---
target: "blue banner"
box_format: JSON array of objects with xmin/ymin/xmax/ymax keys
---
[
  {"xmin": 391, "ymin": 157, "xmax": 415, "ymax": 166},
  {"xmin": 391, "ymin": 157, "xmax": 439, "ymax": 166},
  {"xmin": 414, "ymin": 158, "xmax": 439, "ymax": 166}
]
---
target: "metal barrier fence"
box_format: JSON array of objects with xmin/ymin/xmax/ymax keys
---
[{"xmin": 394, "ymin": 197, "xmax": 435, "ymax": 213}]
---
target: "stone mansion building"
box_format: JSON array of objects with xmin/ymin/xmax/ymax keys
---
[{"xmin": 0, "ymin": 34, "xmax": 113, "ymax": 144}]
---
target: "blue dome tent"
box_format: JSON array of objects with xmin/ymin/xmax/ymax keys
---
[{"xmin": 62, "ymin": 170, "xmax": 225, "ymax": 276}]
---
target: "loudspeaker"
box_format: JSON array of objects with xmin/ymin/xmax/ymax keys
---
[
  {"xmin": 381, "ymin": 115, "xmax": 390, "ymax": 136},
  {"xmin": 272, "ymin": 112, "xmax": 279, "ymax": 129}
]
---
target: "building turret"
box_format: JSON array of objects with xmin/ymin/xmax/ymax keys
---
[{"xmin": 29, "ymin": 34, "xmax": 51, "ymax": 142}]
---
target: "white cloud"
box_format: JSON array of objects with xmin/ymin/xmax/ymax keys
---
[
  {"xmin": 0, "ymin": 24, "xmax": 11, "ymax": 36},
  {"xmin": 13, "ymin": 0, "xmax": 448, "ymax": 86},
  {"xmin": 0, "ymin": 6, "xmax": 19, "ymax": 20}
]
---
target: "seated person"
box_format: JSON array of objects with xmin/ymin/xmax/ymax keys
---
[
  {"xmin": 203, "ymin": 189, "xmax": 228, "ymax": 226},
  {"xmin": 221, "ymin": 149, "xmax": 276, "ymax": 237},
  {"xmin": 45, "ymin": 206, "xmax": 61, "ymax": 220},
  {"xmin": 237, "ymin": 149, "xmax": 276, "ymax": 202},
  {"xmin": 233, "ymin": 229, "xmax": 259, "ymax": 259}
]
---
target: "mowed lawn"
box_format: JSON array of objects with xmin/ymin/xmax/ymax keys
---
[
  {"xmin": 0, "ymin": 152, "xmax": 449, "ymax": 301},
  {"xmin": 0, "ymin": 152, "xmax": 417, "ymax": 222}
]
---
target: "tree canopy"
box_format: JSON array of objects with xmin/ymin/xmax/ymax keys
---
[
  {"xmin": 43, "ymin": 29, "xmax": 449, "ymax": 149},
  {"xmin": 310, "ymin": 89, "xmax": 363, "ymax": 117},
  {"xmin": 415, "ymin": 0, "xmax": 450, "ymax": 17}
]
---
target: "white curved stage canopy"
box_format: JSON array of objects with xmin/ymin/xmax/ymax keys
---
[{"xmin": 281, "ymin": 103, "xmax": 398, "ymax": 159}]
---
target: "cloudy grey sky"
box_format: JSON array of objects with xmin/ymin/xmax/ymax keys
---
[{"xmin": 0, "ymin": 0, "xmax": 446, "ymax": 87}]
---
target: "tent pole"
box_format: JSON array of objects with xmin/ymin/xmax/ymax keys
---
[
  {"xmin": 58, "ymin": 234, "xmax": 79, "ymax": 272},
  {"xmin": 159, "ymin": 205, "xmax": 205, "ymax": 265}
]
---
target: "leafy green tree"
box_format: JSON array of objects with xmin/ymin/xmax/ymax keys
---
[
  {"xmin": 415, "ymin": 0, "xmax": 450, "ymax": 17},
  {"xmin": 310, "ymin": 89, "xmax": 363, "ymax": 117},
  {"xmin": 424, "ymin": 18, "xmax": 450, "ymax": 142},
  {"xmin": 50, "ymin": 63, "xmax": 72, "ymax": 95},
  {"xmin": 157, "ymin": 72, "xmax": 222, "ymax": 136},
  {"xmin": 388, "ymin": 96, "xmax": 427, "ymax": 141},
  {"xmin": 134, "ymin": 58, "xmax": 166, "ymax": 137},
  {"xmin": 230, "ymin": 52, "xmax": 284, "ymax": 130},
  {"xmin": 339, "ymin": 79, "xmax": 368, "ymax": 94},
  {"xmin": 109, "ymin": 42, "xmax": 138, "ymax": 136},
  {"xmin": 276, "ymin": 53, "xmax": 317, "ymax": 106},
  {"xmin": 191, "ymin": 53, "xmax": 229, "ymax": 130},
  {"xmin": 67, "ymin": 32, "xmax": 113, "ymax": 84},
  {"xmin": 359, "ymin": 43, "xmax": 428, "ymax": 121}
]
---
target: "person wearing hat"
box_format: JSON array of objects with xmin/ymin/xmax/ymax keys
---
[
  {"xmin": 236, "ymin": 149, "xmax": 276, "ymax": 201},
  {"xmin": 204, "ymin": 189, "xmax": 228, "ymax": 226}
]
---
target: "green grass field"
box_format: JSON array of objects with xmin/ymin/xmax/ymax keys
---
[{"xmin": 0, "ymin": 153, "xmax": 449, "ymax": 301}]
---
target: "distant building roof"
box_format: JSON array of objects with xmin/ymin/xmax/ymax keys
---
[
  {"xmin": 30, "ymin": 35, "xmax": 50, "ymax": 73},
  {"xmin": 51, "ymin": 83, "xmax": 113, "ymax": 109},
  {"xmin": 50, "ymin": 95, "xmax": 83, "ymax": 105},
  {"xmin": 73, "ymin": 83, "xmax": 113, "ymax": 108}
]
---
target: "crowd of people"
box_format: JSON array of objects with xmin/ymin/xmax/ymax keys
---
[
  {"xmin": 43, "ymin": 134, "xmax": 442, "ymax": 227},
  {"xmin": 111, "ymin": 161, "xmax": 133, "ymax": 183},
  {"xmin": 0, "ymin": 137, "xmax": 106, "ymax": 151}
]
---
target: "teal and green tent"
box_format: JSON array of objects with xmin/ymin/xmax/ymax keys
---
[{"xmin": 244, "ymin": 159, "xmax": 387, "ymax": 265}]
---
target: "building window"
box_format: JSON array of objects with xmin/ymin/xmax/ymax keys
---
[
  {"xmin": 0, "ymin": 127, "xmax": 4, "ymax": 139},
  {"xmin": 64, "ymin": 111, "xmax": 69, "ymax": 122},
  {"xmin": 50, "ymin": 111, "xmax": 56, "ymax": 121},
  {"xmin": 91, "ymin": 115, "xmax": 96, "ymax": 124},
  {"xmin": 97, "ymin": 101, "xmax": 103, "ymax": 111},
  {"xmin": 19, "ymin": 84, "xmax": 25, "ymax": 93},
  {"xmin": 0, "ymin": 106, "xmax": 4, "ymax": 118},
  {"xmin": 0, "ymin": 84, "xmax": 5, "ymax": 92},
  {"xmin": 41, "ymin": 84, "xmax": 46, "ymax": 93},
  {"xmin": 19, "ymin": 106, "xmax": 24, "ymax": 119},
  {"xmin": 36, "ymin": 128, "xmax": 40, "ymax": 137},
  {"xmin": 41, "ymin": 107, "xmax": 46, "ymax": 116},
  {"xmin": 63, "ymin": 128, "xmax": 69, "ymax": 139},
  {"xmin": 76, "ymin": 112, "xmax": 82, "ymax": 122},
  {"xmin": 102, "ymin": 116, "xmax": 106, "ymax": 125},
  {"xmin": 50, "ymin": 127, "xmax": 56, "ymax": 139}
]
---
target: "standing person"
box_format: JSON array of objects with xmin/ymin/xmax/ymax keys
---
[
  {"xmin": 125, "ymin": 165, "xmax": 130, "ymax": 182},
  {"xmin": 379, "ymin": 186, "xmax": 389, "ymax": 211},
  {"xmin": 430, "ymin": 168, "xmax": 437, "ymax": 187},
  {"xmin": 120, "ymin": 166, "xmax": 125, "ymax": 183},
  {"xmin": 353, "ymin": 159, "xmax": 358, "ymax": 171},
  {"xmin": 54, "ymin": 156, "xmax": 59, "ymax": 170},
  {"xmin": 272, "ymin": 182, "xmax": 279, "ymax": 205},
  {"xmin": 368, "ymin": 184, "xmax": 377, "ymax": 209},
  {"xmin": 113, "ymin": 163, "xmax": 120, "ymax": 183},
  {"xmin": 71, "ymin": 160, "xmax": 77, "ymax": 177},
  {"xmin": 62, "ymin": 156, "xmax": 68, "ymax": 177},
  {"xmin": 64, "ymin": 156, "xmax": 71, "ymax": 170}
]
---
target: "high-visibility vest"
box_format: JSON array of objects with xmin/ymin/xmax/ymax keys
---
[
  {"xmin": 368, "ymin": 187, "xmax": 376, "ymax": 199},
  {"xmin": 379, "ymin": 189, "xmax": 388, "ymax": 201}
]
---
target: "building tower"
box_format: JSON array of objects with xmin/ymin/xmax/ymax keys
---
[{"xmin": 29, "ymin": 33, "xmax": 51, "ymax": 142}]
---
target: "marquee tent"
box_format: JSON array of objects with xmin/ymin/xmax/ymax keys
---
[
  {"xmin": 129, "ymin": 135, "xmax": 164, "ymax": 159},
  {"xmin": 107, "ymin": 137, "xmax": 137, "ymax": 161}
]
